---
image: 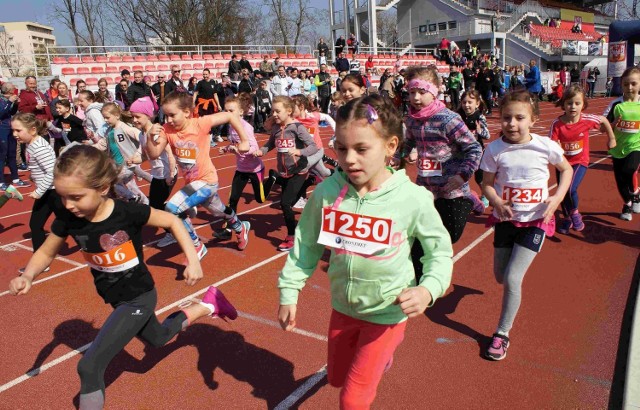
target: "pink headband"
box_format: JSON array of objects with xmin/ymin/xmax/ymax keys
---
[{"xmin": 408, "ymin": 79, "xmax": 439, "ymax": 98}]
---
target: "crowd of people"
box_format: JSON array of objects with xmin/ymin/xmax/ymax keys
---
[{"xmin": 1, "ymin": 42, "xmax": 639, "ymax": 410}]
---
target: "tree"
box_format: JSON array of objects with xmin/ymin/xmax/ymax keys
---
[
  {"xmin": 0, "ymin": 31, "xmax": 27, "ymax": 77},
  {"xmin": 261, "ymin": 0, "xmax": 321, "ymax": 52},
  {"xmin": 49, "ymin": 0, "xmax": 107, "ymax": 53}
]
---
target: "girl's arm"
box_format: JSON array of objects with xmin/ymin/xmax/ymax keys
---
[
  {"xmin": 146, "ymin": 124, "xmax": 169, "ymax": 160},
  {"xmin": 9, "ymin": 234, "xmax": 66, "ymax": 295},
  {"xmin": 482, "ymin": 171, "xmax": 513, "ymax": 221},
  {"xmin": 146, "ymin": 208, "xmax": 202, "ymax": 285},
  {"xmin": 543, "ymin": 157, "xmax": 572, "ymax": 223},
  {"xmin": 256, "ymin": 131, "xmax": 277, "ymax": 157},
  {"xmin": 208, "ymin": 112, "xmax": 250, "ymax": 153},
  {"xmin": 476, "ymin": 114, "xmax": 490, "ymax": 140},
  {"xmin": 31, "ymin": 144, "xmax": 56, "ymax": 199},
  {"xmin": 295, "ymin": 125, "xmax": 319, "ymax": 157},
  {"xmin": 318, "ymin": 113, "xmax": 336, "ymax": 132},
  {"xmin": 598, "ymin": 115, "xmax": 617, "ymax": 149},
  {"xmin": 445, "ymin": 117, "xmax": 483, "ymax": 190}
]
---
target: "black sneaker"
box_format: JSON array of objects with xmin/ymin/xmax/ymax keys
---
[
  {"xmin": 632, "ymin": 194, "xmax": 640, "ymax": 214},
  {"xmin": 323, "ymin": 155, "xmax": 339, "ymax": 168},
  {"xmin": 621, "ymin": 204, "xmax": 633, "ymax": 221},
  {"xmin": 213, "ymin": 228, "xmax": 232, "ymax": 240},
  {"xmin": 18, "ymin": 163, "xmax": 29, "ymax": 172}
]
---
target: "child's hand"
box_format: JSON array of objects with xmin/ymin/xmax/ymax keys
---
[
  {"xmin": 149, "ymin": 124, "xmax": 164, "ymax": 143},
  {"xmin": 182, "ymin": 263, "xmax": 203, "ymax": 286},
  {"xmin": 278, "ymin": 304, "xmax": 297, "ymax": 331},
  {"xmin": 27, "ymin": 191, "xmax": 40, "ymax": 199},
  {"xmin": 405, "ymin": 150, "xmax": 417, "ymax": 164},
  {"xmin": 443, "ymin": 175, "xmax": 465, "ymax": 192},
  {"xmin": 608, "ymin": 139, "xmax": 617, "ymax": 150},
  {"xmin": 218, "ymin": 146, "xmax": 226, "ymax": 155},
  {"xmin": 227, "ymin": 145, "xmax": 238, "ymax": 153},
  {"xmin": 328, "ymin": 139, "xmax": 334, "ymax": 149},
  {"xmin": 493, "ymin": 198, "xmax": 513, "ymax": 221},
  {"xmin": 287, "ymin": 148, "xmax": 300, "ymax": 157},
  {"xmin": 395, "ymin": 287, "xmax": 432, "ymax": 318},
  {"xmin": 9, "ymin": 276, "xmax": 32, "ymax": 295},
  {"xmin": 254, "ymin": 150, "xmax": 264, "ymax": 157},
  {"xmin": 542, "ymin": 194, "xmax": 562, "ymax": 223},
  {"xmin": 237, "ymin": 140, "xmax": 250, "ymax": 153},
  {"xmin": 388, "ymin": 157, "xmax": 401, "ymax": 170}
]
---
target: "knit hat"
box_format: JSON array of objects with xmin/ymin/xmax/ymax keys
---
[{"xmin": 130, "ymin": 96, "xmax": 155, "ymax": 118}]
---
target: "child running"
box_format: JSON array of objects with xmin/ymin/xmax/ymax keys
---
[
  {"xmin": 256, "ymin": 96, "xmax": 319, "ymax": 252},
  {"xmin": 12, "ymin": 113, "xmax": 69, "ymax": 273},
  {"xmin": 457, "ymin": 89, "xmax": 491, "ymax": 209},
  {"xmin": 549, "ymin": 85, "xmax": 615, "ymax": 233},
  {"xmin": 480, "ymin": 90, "xmax": 572, "ymax": 360},
  {"xmin": 55, "ymin": 99, "xmax": 88, "ymax": 145},
  {"xmin": 147, "ymin": 92, "xmax": 251, "ymax": 255},
  {"xmin": 278, "ymin": 95, "xmax": 453, "ymax": 409},
  {"xmin": 8, "ymin": 144, "xmax": 237, "ymax": 410},
  {"xmin": 605, "ymin": 66, "xmax": 640, "ymax": 220},
  {"xmin": 213, "ymin": 96, "xmax": 265, "ymax": 241}
]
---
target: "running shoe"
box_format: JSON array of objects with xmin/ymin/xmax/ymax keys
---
[
  {"xmin": 213, "ymin": 228, "xmax": 232, "ymax": 240},
  {"xmin": 210, "ymin": 140, "xmax": 218, "ymax": 148},
  {"xmin": 485, "ymin": 333, "xmax": 510, "ymax": 361},
  {"xmin": 157, "ymin": 233, "xmax": 178, "ymax": 248},
  {"xmin": 293, "ymin": 197, "xmax": 308, "ymax": 210},
  {"xmin": 480, "ymin": 195, "xmax": 490, "ymax": 208},
  {"xmin": 200, "ymin": 286, "xmax": 238, "ymax": 321},
  {"xmin": 557, "ymin": 218, "xmax": 572, "ymax": 234},
  {"xmin": 12, "ymin": 180, "xmax": 31, "ymax": 188},
  {"xmin": 621, "ymin": 204, "xmax": 633, "ymax": 221},
  {"xmin": 4, "ymin": 185, "xmax": 23, "ymax": 201},
  {"xmin": 215, "ymin": 135, "xmax": 224, "ymax": 142},
  {"xmin": 0, "ymin": 183, "xmax": 7, "ymax": 191},
  {"xmin": 195, "ymin": 241, "xmax": 208, "ymax": 260},
  {"xmin": 18, "ymin": 163, "xmax": 28, "ymax": 172},
  {"xmin": 268, "ymin": 168, "xmax": 278, "ymax": 182},
  {"xmin": 323, "ymin": 155, "xmax": 339, "ymax": 168},
  {"xmin": 18, "ymin": 266, "xmax": 50, "ymax": 275},
  {"xmin": 570, "ymin": 210, "xmax": 585, "ymax": 232},
  {"xmin": 470, "ymin": 191, "xmax": 485, "ymax": 215},
  {"xmin": 236, "ymin": 221, "xmax": 251, "ymax": 251},
  {"xmin": 632, "ymin": 194, "xmax": 640, "ymax": 214},
  {"xmin": 277, "ymin": 235, "xmax": 295, "ymax": 252}
]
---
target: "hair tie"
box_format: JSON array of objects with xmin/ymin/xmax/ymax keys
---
[
  {"xmin": 407, "ymin": 79, "xmax": 439, "ymax": 98},
  {"xmin": 365, "ymin": 104, "xmax": 378, "ymax": 124}
]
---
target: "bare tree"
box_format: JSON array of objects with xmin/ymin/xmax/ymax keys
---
[
  {"xmin": 0, "ymin": 32, "xmax": 27, "ymax": 77},
  {"xmin": 262, "ymin": 0, "xmax": 318, "ymax": 52},
  {"xmin": 49, "ymin": 0, "xmax": 107, "ymax": 53},
  {"xmin": 377, "ymin": 9, "xmax": 397, "ymax": 48}
]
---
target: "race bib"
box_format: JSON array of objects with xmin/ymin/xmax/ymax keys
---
[
  {"xmin": 562, "ymin": 140, "xmax": 583, "ymax": 156},
  {"xmin": 502, "ymin": 186, "xmax": 546, "ymax": 212},
  {"xmin": 616, "ymin": 119, "xmax": 640, "ymax": 133},
  {"xmin": 318, "ymin": 208, "xmax": 392, "ymax": 255},
  {"xmin": 417, "ymin": 158, "xmax": 442, "ymax": 177},
  {"xmin": 262, "ymin": 98, "xmax": 270, "ymax": 104},
  {"xmin": 173, "ymin": 147, "xmax": 196, "ymax": 164},
  {"xmin": 62, "ymin": 123, "xmax": 71, "ymax": 131},
  {"xmin": 276, "ymin": 138, "xmax": 295, "ymax": 153},
  {"xmin": 306, "ymin": 126, "xmax": 316, "ymax": 136},
  {"xmin": 82, "ymin": 240, "xmax": 139, "ymax": 273}
]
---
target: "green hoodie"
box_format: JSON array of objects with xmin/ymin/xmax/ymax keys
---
[{"xmin": 279, "ymin": 168, "xmax": 453, "ymax": 325}]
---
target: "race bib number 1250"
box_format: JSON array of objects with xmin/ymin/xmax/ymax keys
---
[{"xmin": 318, "ymin": 208, "xmax": 392, "ymax": 255}]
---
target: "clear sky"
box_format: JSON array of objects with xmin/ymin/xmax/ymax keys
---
[{"xmin": 2, "ymin": 0, "xmax": 331, "ymax": 46}]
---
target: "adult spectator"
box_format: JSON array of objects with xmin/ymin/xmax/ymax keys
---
[
  {"xmin": 151, "ymin": 74, "xmax": 167, "ymax": 107},
  {"xmin": 439, "ymin": 37, "xmax": 450, "ymax": 62},
  {"xmin": 288, "ymin": 68, "xmax": 302, "ymax": 96},
  {"xmin": 524, "ymin": 59, "xmax": 542, "ymax": 97},
  {"xmin": 228, "ymin": 54, "xmax": 242, "ymax": 81},
  {"xmin": 335, "ymin": 35, "xmax": 346, "ymax": 56},
  {"xmin": 559, "ymin": 65, "xmax": 568, "ymax": 87},
  {"xmin": 239, "ymin": 54, "xmax": 253, "ymax": 73},
  {"xmin": 448, "ymin": 65, "xmax": 463, "ymax": 108},
  {"xmin": 569, "ymin": 64, "xmax": 581, "ymax": 85},
  {"xmin": 165, "ymin": 65, "xmax": 187, "ymax": 94},
  {"xmin": 270, "ymin": 65, "xmax": 292, "ymax": 96},
  {"xmin": 0, "ymin": 82, "xmax": 25, "ymax": 189},
  {"xmin": 96, "ymin": 78, "xmax": 113, "ymax": 103},
  {"xmin": 462, "ymin": 61, "xmax": 475, "ymax": 90},
  {"xmin": 586, "ymin": 68, "xmax": 596, "ymax": 98},
  {"xmin": 44, "ymin": 78, "xmax": 60, "ymax": 103},
  {"xmin": 193, "ymin": 68, "xmax": 220, "ymax": 117},
  {"xmin": 314, "ymin": 63, "xmax": 333, "ymax": 113},
  {"xmin": 115, "ymin": 69, "xmax": 131, "ymax": 97},
  {"xmin": 334, "ymin": 52, "xmax": 350, "ymax": 73},
  {"xmin": 476, "ymin": 67, "xmax": 494, "ymax": 115},
  {"xmin": 271, "ymin": 57, "xmax": 281, "ymax": 74},
  {"xmin": 238, "ymin": 70, "xmax": 255, "ymax": 94},
  {"xmin": 394, "ymin": 55, "xmax": 403, "ymax": 74},
  {"xmin": 317, "ymin": 38, "xmax": 330, "ymax": 57},
  {"xmin": 379, "ymin": 68, "xmax": 391, "ymax": 93},
  {"xmin": 365, "ymin": 56, "xmax": 376, "ymax": 75},
  {"xmin": 19, "ymin": 76, "xmax": 51, "ymax": 121},
  {"xmin": 213, "ymin": 74, "xmax": 237, "ymax": 141},
  {"xmin": 259, "ymin": 55, "xmax": 273, "ymax": 75},
  {"xmin": 127, "ymin": 70, "xmax": 153, "ymax": 105},
  {"xmin": 318, "ymin": 51, "xmax": 328, "ymax": 68},
  {"xmin": 347, "ymin": 33, "xmax": 358, "ymax": 55},
  {"xmin": 115, "ymin": 79, "xmax": 132, "ymax": 110}
]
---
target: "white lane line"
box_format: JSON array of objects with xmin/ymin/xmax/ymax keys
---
[
  {"xmin": 274, "ymin": 367, "xmax": 328, "ymax": 410},
  {"xmin": 13, "ymin": 243, "xmax": 85, "ymax": 267},
  {"xmin": 238, "ymin": 311, "xmax": 328, "ymax": 342},
  {"xmin": 0, "ymin": 210, "xmax": 32, "ymax": 221},
  {"xmin": 0, "ymin": 265, "xmax": 86, "ymax": 297}
]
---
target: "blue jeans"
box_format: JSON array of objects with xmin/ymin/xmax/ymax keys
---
[{"xmin": 0, "ymin": 130, "xmax": 19, "ymax": 183}]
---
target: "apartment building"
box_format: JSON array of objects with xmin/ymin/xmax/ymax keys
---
[{"xmin": 0, "ymin": 21, "xmax": 56, "ymax": 77}]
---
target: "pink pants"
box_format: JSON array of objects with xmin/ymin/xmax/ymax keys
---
[{"xmin": 327, "ymin": 310, "xmax": 407, "ymax": 410}]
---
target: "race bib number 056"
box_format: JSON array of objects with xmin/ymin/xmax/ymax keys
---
[
  {"xmin": 318, "ymin": 208, "xmax": 392, "ymax": 255},
  {"xmin": 276, "ymin": 138, "xmax": 295, "ymax": 153},
  {"xmin": 82, "ymin": 240, "xmax": 140, "ymax": 273},
  {"xmin": 502, "ymin": 186, "xmax": 545, "ymax": 211},
  {"xmin": 562, "ymin": 140, "xmax": 583, "ymax": 156},
  {"xmin": 417, "ymin": 158, "xmax": 442, "ymax": 177}
]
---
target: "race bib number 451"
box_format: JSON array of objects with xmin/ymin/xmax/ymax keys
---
[
  {"xmin": 82, "ymin": 240, "xmax": 139, "ymax": 273},
  {"xmin": 318, "ymin": 208, "xmax": 392, "ymax": 255},
  {"xmin": 502, "ymin": 186, "xmax": 545, "ymax": 211}
]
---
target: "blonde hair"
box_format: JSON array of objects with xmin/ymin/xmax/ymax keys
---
[
  {"xmin": 272, "ymin": 96, "xmax": 295, "ymax": 115},
  {"xmin": 11, "ymin": 113, "xmax": 48, "ymax": 136},
  {"xmin": 102, "ymin": 102, "xmax": 133, "ymax": 124}
]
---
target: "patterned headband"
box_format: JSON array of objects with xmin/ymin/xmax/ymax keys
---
[{"xmin": 407, "ymin": 79, "xmax": 439, "ymax": 98}]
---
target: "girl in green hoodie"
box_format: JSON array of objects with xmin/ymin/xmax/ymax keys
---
[{"xmin": 278, "ymin": 95, "xmax": 453, "ymax": 409}]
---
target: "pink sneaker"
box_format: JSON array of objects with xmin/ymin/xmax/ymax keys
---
[
  {"xmin": 201, "ymin": 286, "xmax": 238, "ymax": 321},
  {"xmin": 485, "ymin": 333, "xmax": 510, "ymax": 361},
  {"xmin": 277, "ymin": 235, "xmax": 295, "ymax": 252},
  {"xmin": 236, "ymin": 221, "xmax": 251, "ymax": 251}
]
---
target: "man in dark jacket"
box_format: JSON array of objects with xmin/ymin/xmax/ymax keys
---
[
  {"xmin": 314, "ymin": 64, "xmax": 333, "ymax": 113},
  {"xmin": 334, "ymin": 52, "xmax": 350, "ymax": 73},
  {"xmin": 213, "ymin": 75, "xmax": 238, "ymax": 140},
  {"xmin": 239, "ymin": 54, "xmax": 253, "ymax": 73},
  {"xmin": 115, "ymin": 69, "xmax": 131, "ymax": 98},
  {"xmin": 238, "ymin": 71, "xmax": 255, "ymax": 94},
  {"xmin": 228, "ymin": 55, "xmax": 242, "ymax": 81},
  {"xmin": 151, "ymin": 74, "xmax": 167, "ymax": 106},
  {"xmin": 127, "ymin": 70, "xmax": 153, "ymax": 105},
  {"xmin": 317, "ymin": 38, "xmax": 329, "ymax": 57},
  {"xmin": 570, "ymin": 64, "xmax": 581, "ymax": 85},
  {"xmin": 335, "ymin": 35, "xmax": 346, "ymax": 56},
  {"xmin": 165, "ymin": 65, "xmax": 187, "ymax": 95}
]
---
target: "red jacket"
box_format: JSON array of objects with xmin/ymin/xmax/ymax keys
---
[{"xmin": 18, "ymin": 89, "xmax": 52, "ymax": 121}]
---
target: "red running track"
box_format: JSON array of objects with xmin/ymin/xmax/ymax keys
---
[{"xmin": 0, "ymin": 98, "xmax": 638, "ymax": 409}]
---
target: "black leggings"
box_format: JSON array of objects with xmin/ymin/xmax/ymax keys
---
[
  {"xmin": 228, "ymin": 170, "xmax": 265, "ymax": 212},
  {"xmin": 264, "ymin": 173, "xmax": 306, "ymax": 236},
  {"xmin": 148, "ymin": 177, "xmax": 175, "ymax": 211},
  {"xmin": 612, "ymin": 151, "xmax": 640, "ymax": 203},
  {"xmin": 412, "ymin": 197, "xmax": 472, "ymax": 281},
  {"xmin": 30, "ymin": 189, "xmax": 68, "ymax": 252},
  {"xmin": 77, "ymin": 289, "xmax": 187, "ymax": 408}
]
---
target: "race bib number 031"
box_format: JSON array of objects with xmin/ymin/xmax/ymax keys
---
[
  {"xmin": 276, "ymin": 138, "xmax": 295, "ymax": 153},
  {"xmin": 318, "ymin": 208, "xmax": 392, "ymax": 255},
  {"xmin": 82, "ymin": 240, "xmax": 140, "ymax": 273},
  {"xmin": 502, "ymin": 186, "xmax": 545, "ymax": 211},
  {"xmin": 417, "ymin": 158, "xmax": 442, "ymax": 177},
  {"xmin": 174, "ymin": 147, "xmax": 196, "ymax": 164}
]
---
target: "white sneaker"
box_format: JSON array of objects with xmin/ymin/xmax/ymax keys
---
[
  {"xmin": 157, "ymin": 233, "xmax": 177, "ymax": 248},
  {"xmin": 632, "ymin": 195, "xmax": 640, "ymax": 213},
  {"xmin": 215, "ymin": 135, "xmax": 224, "ymax": 142},
  {"xmin": 293, "ymin": 197, "xmax": 308, "ymax": 210}
]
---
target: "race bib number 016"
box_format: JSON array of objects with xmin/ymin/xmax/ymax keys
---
[
  {"xmin": 417, "ymin": 158, "xmax": 442, "ymax": 177},
  {"xmin": 318, "ymin": 208, "xmax": 392, "ymax": 255},
  {"xmin": 82, "ymin": 240, "xmax": 140, "ymax": 273},
  {"xmin": 174, "ymin": 147, "xmax": 196, "ymax": 164},
  {"xmin": 502, "ymin": 186, "xmax": 545, "ymax": 211},
  {"xmin": 276, "ymin": 138, "xmax": 295, "ymax": 153},
  {"xmin": 562, "ymin": 140, "xmax": 583, "ymax": 156}
]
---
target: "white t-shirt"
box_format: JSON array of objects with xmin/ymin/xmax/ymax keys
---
[
  {"xmin": 288, "ymin": 77, "xmax": 303, "ymax": 96},
  {"xmin": 480, "ymin": 133, "xmax": 565, "ymax": 222}
]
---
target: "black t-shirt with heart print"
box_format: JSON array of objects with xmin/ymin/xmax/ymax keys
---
[{"xmin": 51, "ymin": 200, "xmax": 154, "ymax": 305}]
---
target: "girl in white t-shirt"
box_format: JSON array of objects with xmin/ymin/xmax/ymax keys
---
[{"xmin": 479, "ymin": 89, "xmax": 573, "ymax": 361}]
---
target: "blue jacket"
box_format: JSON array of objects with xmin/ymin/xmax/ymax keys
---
[
  {"xmin": 0, "ymin": 96, "xmax": 18, "ymax": 140},
  {"xmin": 525, "ymin": 65, "xmax": 542, "ymax": 93}
]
